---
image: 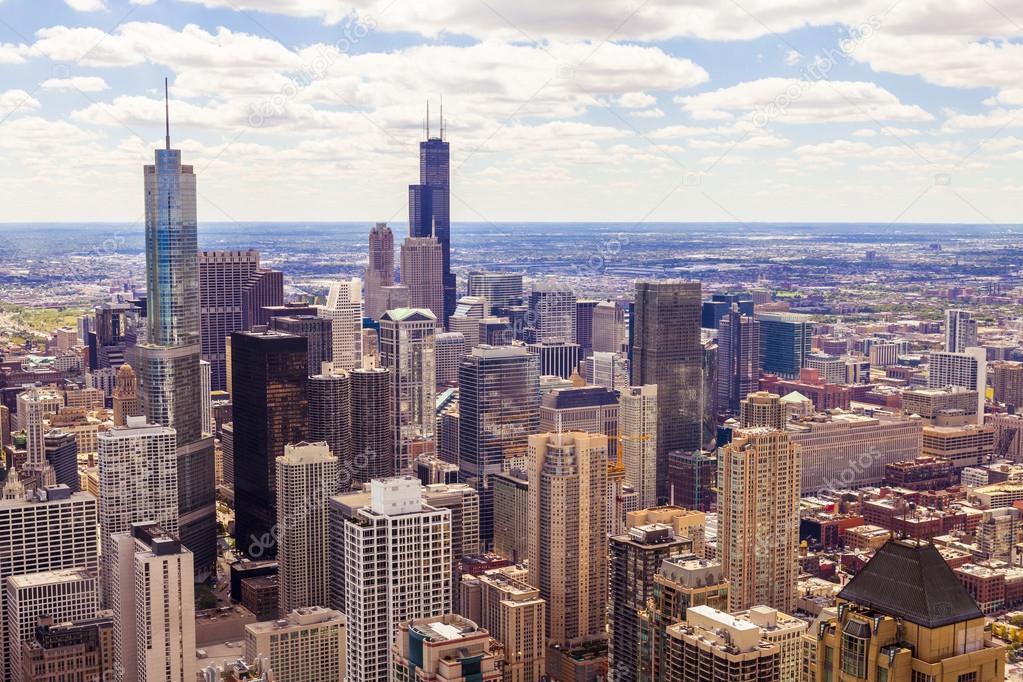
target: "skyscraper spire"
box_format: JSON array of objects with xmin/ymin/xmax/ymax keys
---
[
  {"xmin": 164, "ymin": 77, "xmax": 170, "ymax": 150},
  {"xmin": 439, "ymin": 94, "xmax": 444, "ymax": 141},
  {"xmin": 426, "ymin": 100, "xmax": 430, "ymax": 140}
]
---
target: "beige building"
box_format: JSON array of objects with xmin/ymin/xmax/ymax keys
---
[
  {"xmin": 992, "ymin": 360, "xmax": 1023, "ymax": 408},
  {"xmin": 664, "ymin": 605, "xmax": 781, "ymax": 681},
  {"xmin": 740, "ymin": 391, "xmax": 786, "ymax": 430},
  {"xmin": 626, "ymin": 506, "xmax": 706, "ymax": 557},
  {"xmin": 491, "ymin": 470, "xmax": 528, "ymax": 564},
  {"xmin": 810, "ymin": 539, "xmax": 1004, "ymax": 682},
  {"xmin": 719, "ymin": 428, "xmax": 800, "ymax": 613},
  {"xmin": 526, "ymin": 432, "xmax": 608, "ymax": 669},
  {"xmin": 392, "ymin": 614, "xmax": 502, "ymax": 681},
  {"xmin": 902, "ymin": 385, "xmax": 979, "ymax": 423},
  {"xmin": 731, "ymin": 606, "xmax": 807, "ymax": 682},
  {"xmin": 921, "ymin": 422, "xmax": 995, "ymax": 468},
  {"xmin": 245, "ymin": 606, "xmax": 346, "ymax": 682},
  {"xmin": 399, "ymin": 236, "xmax": 444, "ymax": 323},
  {"xmin": 620, "ymin": 384, "xmax": 658, "ymax": 508}
]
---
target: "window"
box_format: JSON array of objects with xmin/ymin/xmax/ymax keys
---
[
  {"xmin": 912, "ymin": 673, "xmax": 935, "ymax": 682},
  {"xmin": 840, "ymin": 620, "xmax": 871, "ymax": 678},
  {"xmin": 958, "ymin": 674, "xmax": 978, "ymax": 682},
  {"xmin": 877, "ymin": 666, "xmax": 888, "ymax": 682}
]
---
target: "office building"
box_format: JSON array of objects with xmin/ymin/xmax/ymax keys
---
[
  {"xmin": 0, "ymin": 481, "xmax": 98, "ymax": 682},
  {"xmin": 230, "ymin": 329, "xmax": 309, "ymax": 559},
  {"xmin": 992, "ymin": 360, "xmax": 1023, "ymax": 408},
  {"xmin": 576, "ymin": 299, "xmax": 598, "ymax": 353},
  {"xmin": 109, "ymin": 523, "xmax": 195, "ymax": 682},
  {"xmin": 276, "ymin": 442, "xmax": 338, "ymax": 615},
  {"xmin": 989, "ymin": 412, "xmax": 1023, "ymax": 462},
  {"xmin": 240, "ymin": 268, "xmax": 285, "ymax": 329},
  {"xmin": 97, "ymin": 417, "xmax": 178, "ymax": 603},
  {"xmin": 365, "ymin": 223, "xmax": 395, "ymax": 321},
  {"xmin": 350, "ymin": 367, "xmax": 394, "ymax": 482},
  {"xmin": 583, "ymin": 351, "xmax": 630, "ymax": 391},
  {"xmin": 458, "ymin": 346, "xmax": 540, "ymax": 545},
  {"xmin": 491, "ymin": 470, "xmax": 529, "ymax": 563},
  {"xmin": 717, "ymin": 304, "xmax": 760, "ymax": 415},
  {"xmin": 739, "ymin": 390, "xmax": 785, "ymax": 430},
  {"xmin": 921, "ymin": 422, "xmax": 995, "ymax": 468},
  {"xmin": 342, "ymin": 477, "xmax": 451, "ymax": 682},
  {"xmin": 666, "ymin": 449, "xmax": 717, "ymax": 512},
  {"xmin": 318, "ymin": 279, "xmax": 363, "ymax": 372},
  {"xmin": 435, "ymin": 332, "xmax": 466, "ymax": 388},
  {"xmin": 663, "ymin": 605, "xmax": 780, "ymax": 682},
  {"xmin": 467, "ymin": 272, "xmax": 523, "ymax": 316},
  {"xmin": 400, "ymin": 237, "xmax": 445, "ymax": 324},
  {"xmin": 307, "ymin": 369, "xmax": 353, "ymax": 489},
  {"xmin": 408, "ymin": 121, "xmax": 454, "ymax": 322},
  {"xmin": 379, "ymin": 308, "xmax": 437, "ymax": 469},
  {"xmin": 719, "ymin": 428, "xmax": 800, "ymax": 612},
  {"xmin": 16, "ymin": 388, "xmax": 59, "ymax": 489},
  {"xmin": 592, "ymin": 300, "xmax": 628, "ymax": 354},
  {"xmin": 619, "ymin": 385, "xmax": 658, "ymax": 508},
  {"xmin": 111, "ymin": 364, "xmax": 141, "ymax": 426},
  {"xmin": 244, "ymin": 606, "xmax": 346, "ymax": 682},
  {"xmin": 19, "ymin": 614, "xmax": 114, "ymax": 682},
  {"xmin": 539, "ymin": 385, "xmax": 618, "ymax": 438},
  {"xmin": 198, "ymin": 249, "xmax": 262, "ymax": 390},
  {"xmin": 811, "ymin": 539, "xmax": 1004, "ymax": 682},
  {"xmin": 523, "ymin": 340, "xmax": 580, "ymax": 379},
  {"xmin": 903, "ymin": 385, "xmax": 979, "ymax": 423},
  {"xmin": 270, "ymin": 315, "xmax": 333, "ymax": 376},
  {"xmin": 448, "ymin": 296, "xmax": 487, "ymax": 349},
  {"xmin": 41, "ymin": 431, "xmax": 77, "ymax": 492},
  {"xmin": 632, "ymin": 280, "xmax": 703, "ymax": 501},
  {"xmin": 946, "ymin": 308, "xmax": 979, "ymax": 353},
  {"xmin": 527, "ymin": 280, "xmax": 576, "ymax": 344},
  {"xmin": 527, "ymin": 433, "xmax": 608, "ymax": 661},
  {"xmin": 609, "ymin": 523, "xmax": 691, "ymax": 681},
  {"xmin": 757, "ymin": 311, "xmax": 812, "ymax": 379},
  {"xmin": 392, "ymin": 614, "xmax": 502, "ymax": 681},
  {"xmin": 928, "ymin": 347, "xmax": 987, "ymax": 424}
]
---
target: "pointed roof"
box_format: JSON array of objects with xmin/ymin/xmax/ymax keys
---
[
  {"xmin": 779, "ymin": 390, "xmax": 810, "ymax": 403},
  {"xmin": 837, "ymin": 539, "xmax": 983, "ymax": 628},
  {"xmin": 380, "ymin": 308, "xmax": 437, "ymax": 323}
]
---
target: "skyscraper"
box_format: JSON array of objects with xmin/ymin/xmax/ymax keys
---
[
  {"xmin": 716, "ymin": 303, "xmax": 760, "ymax": 415},
  {"xmin": 458, "ymin": 345, "xmax": 540, "ymax": 545},
  {"xmin": 739, "ymin": 390, "xmax": 785, "ymax": 430},
  {"xmin": 719, "ymin": 428, "xmax": 800, "ymax": 613},
  {"xmin": 269, "ymin": 314, "xmax": 333, "ymax": 376},
  {"xmin": 349, "ymin": 367, "xmax": 394, "ymax": 483},
  {"xmin": 992, "ymin": 360, "xmax": 1023, "ymax": 408},
  {"xmin": 527, "ymin": 432, "xmax": 608, "ymax": 674},
  {"xmin": 408, "ymin": 116, "xmax": 454, "ymax": 323},
  {"xmin": 16, "ymin": 388, "xmax": 59, "ymax": 488},
  {"xmin": 42, "ymin": 430, "xmax": 78, "ymax": 492},
  {"xmin": 399, "ymin": 237, "xmax": 444, "ymax": 323},
  {"xmin": 198, "ymin": 249, "xmax": 261, "ymax": 390},
  {"xmin": 757, "ymin": 311, "xmax": 812, "ymax": 379},
  {"xmin": 946, "ymin": 308, "xmax": 978, "ymax": 353},
  {"xmin": 591, "ymin": 299, "xmax": 627, "ymax": 354},
  {"xmin": 135, "ymin": 98, "xmax": 216, "ymax": 576},
  {"xmin": 276, "ymin": 442, "xmax": 338, "ymax": 615},
  {"xmin": 620, "ymin": 384, "xmax": 658, "ymax": 508},
  {"xmin": 631, "ymin": 280, "xmax": 703, "ymax": 501},
  {"xmin": 379, "ymin": 308, "xmax": 437, "ymax": 469},
  {"xmin": 307, "ymin": 369, "xmax": 353, "ymax": 489},
  {"xmin": 364, "ymin": 223, "xmax": 395, "ymax": 320},
  {"xmin": 240, "ymin": 267, "xmax": 284, "ymax": 330},
  {"xmin": 112, "ymin": 364, "xmax": 141, "ymax": 426},
  {"xmin": 342, "ymin": 477, "xmax": 451, "ymax": 682},
  {"xmin": 230, "ymin": 329, "xmax": 309, "ymax": 559},
  {"xmin": 434, "ymin": 331, "xmax": 466, "ymax": 388},
  {"xmin": 467, "ymin": 272, "xmax": 523, "ymax": 315},
  {"xmin": 528, "ymin": 279, "xmax": 576, "ymax": 343},
  {"xmin": 929, "ymin": 347, "xmax": 987, "ymax": 424},
  {"xmin": 318, "ymin": 278, "xmax": 363, "ymax": 372}
]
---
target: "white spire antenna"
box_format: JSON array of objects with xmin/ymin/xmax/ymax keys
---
[
  {"xmin": 426, "ymin": 100, "xmax": 430, "ymax": 140},
  {"xmin": 164, "ymin": 77, "xmax": 171, "ymax": 150},
  {"xmin": 440, "ymin": 94, "xmax": 444, "ymax": 141}
]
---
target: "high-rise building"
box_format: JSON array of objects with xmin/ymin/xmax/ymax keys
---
[
  {"xmin": 434, "ymin": 332, "xmax": 466, "ymax": 388},
  {"xmin": 97, "ymin": 417, "xmax": 179, "ymax": 603},
  {"xmin": 591, "ymin": 299, "xmax": 628, "ymax": 354},
  {"xmin": 811, "ymin": 539, "xmax": 1004, "ymax": 682},
  {"xmin": 631, "ymin": 280, "xmax": 703, "ymax": 501},
  {"xmin": 379, "ymin": 308, "xmax": 437, "ymax": 469},
  {"xmin": 307, "ymin": 369, "xmax": 353, "ymax": 489},
  {"xmin": 16, "ymin": 388, "xmax": 60, "ymax": 488},
  {"xmin": 318, "ymin": 279, "xmax": 363, "ymax": 372},
  {"xmin": 42, "ymin": 430, "xmax": 77, "ymax": 492},
  {"xmin": 719, "ymin": 428, "xmax": 800, "ymax": 613},
  {"xmin": 109, "ymin": 523, "xmax": 195, "ymax": 682},
  {"xmin": 0, "ymin": 482, "xmax": 98, "ymax": 682},
  {"xmin": 365, "ymin": 223, "xmax": 395, "ymax": 321},
  {"xmin": 467, "ymin": 272, "xmax": 523, "ymax": 316},
  {"xmin": 716, "ymin": 304, "xmax": 760, "ymax": 415},
  {"xmin": 739, "ymin": 390, "xmax": 785, "ymax": 430},
  {"xmin": 6, "ymin": 569, "xmax": 99, "ymax": 682},
  {"xmin": 701, "ymin": 336, "xmax": 718, "ymax": 451},
  {"xmin": 539, "ymin": 385, "xmax": 619, "ymax": 438},
  {"xmin": 270, "ymin": 315, "xmax": 333, "ymax": 376},
  {"xmin": 527, "ymin": 433, "xmax": 608, "ymax": 659},
  {"xmin": 198, "ymin": 249, "xmax": 262, "ymax": 390},
  {"xmin": 524, "ymin": 340, "xmax": 581, "ymax": 379},
  {"xmin": 663, "ymin": 605, "xmax": 781, "ymax": 682},
  {"xmin": 928, "ymin": 347, "xmax": 987, "ymax": 424},
  {"xmin": 491, "ymin": 469, "xmax": 529, "ymax": 564},
  {"xmin": 701, "ymin": 292, "xmax": 754, "ymax": 330},
  {"xmin": 448, "ymin": 296, "xmax": 487, "ymax": 348},
  {"xmin": 199, "ymin": 358, "xmax": 212, "ymax": 436},
  {"xmin": 342, "ymin": 477, "xmax": 451, "ymax": 682},
  {"xmin": 136, "ymin": 119, "xmax": 216, "ymax": 577},
  {"xmin": 240, "ymin": 268, "xmax": 285, "ymax": 329},
  {"xmin": 244, "ymin": 606, "xmax": 346, "ymax": 682},
  {"xmin": 946, "ymin": 308, "xmax": 979, "ymax": 353},
  {"xmin": 528, "ymin": 280, "xmax": 576, "ymax": 344},
  {"xmin": 992, "ymin": 360, "xmax": 1023, "ymax": 408},
  {"xmin": 620, "ymin": 385, "xmax": 658, "ymax": 508},
  {"xmin": 608, "ymin": 523, "xmax": 691, "ymax": 681},
  {"xmin": 349, "ymin": 367, "xmax": 394, "ymax": 482},
  {"xmin": 392, "ymin": 614, "xmax": 502, "ymax": 681},
  {"xmin": 458, "ymin": 346, "xmax": 540, "ymax": 545},
  {"xmin": 408, "ymin": 120, "xmax": 454, "ymax": 323},
  {"xmin": 583, "ymin": 350, "xmax": 630, "ymax": 390},
  {"xmin": 112, "ymin": 364, "xmax": 141, "ymax": 426},
  {"xmin": 667, "ymin": 450, "xmax": 717, "ymax": 512},
  {"xmin": 276, "ymin": 442, "xmax": 338, "ymax": 615},
  {"xmin": 399, "ymin": 237, "xmax": 445, "ymax": 324},
  {"xmin": 574, "ymin": 299, "xmax": 597, "ymax": 354},
  {"xmin": 460, "ymin": 565, "xmax": 545, "ymax": 682},
  {"xmin": 230, "ymin": 329, "xmax": 309, "ymax": 559},
  {"xmin": 756, "ymin": 311, "xmax": 812, "ymax": 379},
  {"xmin": 19, "ymin": 614, "xmax": 114, "ymax": 682}
]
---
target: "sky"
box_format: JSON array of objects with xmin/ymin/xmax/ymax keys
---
[{"xmin": 0, "ymin": 0, "xmax": 1021, "ymax": 225}]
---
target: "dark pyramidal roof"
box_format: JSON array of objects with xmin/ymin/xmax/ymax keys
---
[{"xmin": 837, "ymin": 539, "xmax": 983, "ymax": 628}]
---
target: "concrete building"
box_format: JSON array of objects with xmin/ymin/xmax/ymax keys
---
[
  {"xmin": 349, "ymin": 367, "xmax": 394, "ymax": 483},
  {"xmin": 903, "ymin": 385, "xmax": 979, "ymax": 423},
  {"xmin": 620, "ymin": 384, "xmax": 658, "ymax": 508},
  {"xmin": 379, "ymin": 308, "xmax": 437, "ymax": 469},
  {"xmin": 719, "ymin": 429, "xmax": 800, "ymax": 613},
  {"xmin": 663, "ymin": 605, "xmax": 780, "ymax": 682},
  {"xmin": 111, "ymin": 364, "xmax": 141, "ymax": 426},
  {"xmin": 392, "ymin": 614, "xmax": 502, "ymax": 681},
  {"xmin": 269, "ymin": 315, "xmax": 333, "ymax": 376},
  {"xmin": 400, "ymin": 237, "xmax": 445, "ymax": 323},
  {"xmin": 730, "ymin": 606, "xmax": 807, "ymax": 682},
  {"xmin": 364, "ymin": 223, "xmax": 395, "ymax": 321},
  {"xmin": 307, "ymin": 369, "xmax": 353, "ymax": 490},
  {"xmin": 739, "ymin": 390, "xmax": 785, "ymax": 430},
  {"xmin": 198, "ymin": 249, "xmax": 262, "ymax": 390},
  {"xmin": 244, "ymin": 606, "xmax": 346, "ymax": 682},
  {"xmin": 992, "ymin": 361, "xmax": 1023, "ymax": 408},
  {"xmin": 318, "ymin": 278, "xmax": 363, "ymax": 372},
  {"xmin": 491, "ymin": 470, "xmax": 529, "ymax": 563},
  {"xmin": 946, "ymin": 308, "xmax": 978, "ymax": 353},
  {"xmin": 19, "ymin": 614, "xmax": 114, "ymax": 682},
  {"xmin": 921, "ymin": 422, "xmax": 995, "ymax": 468},
  {"xmin": 539, "ymin": 385, "xmax": 619, "ymax": 438},
  {"xmin": 928, "ymin": 347, "xmax": 987, "ymax": 424},
  {"xmin": 591, "ymin": 300, "xmax": 628, "ymax": 355},
  {"xmin": 434, "ymin": 331, "xmax": 466, "ymax": 388},
  {"xmin": 527, "ymin": 280, "xmax": 576, "ymax": 344}
]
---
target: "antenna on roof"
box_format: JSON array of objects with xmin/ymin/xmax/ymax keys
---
[
  {"xmin": 164, "ymin": 77, "xmax": 171, "ymax": 150},
  {"xmin": 426, "ymin": 100, "xmax": 430, "ymax": 140},
  {"xmin": 440, "ymin": 94, "xmax": 444, "ymax": 141}
]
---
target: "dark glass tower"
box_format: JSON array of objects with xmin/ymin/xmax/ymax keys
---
[
  {"xmin": 716, "ymin": 304, "xmax": 760, "ymax": 415},
  {"xmin": 135, "ymin": 87, "xmax": 217, "ymax": 576},
  {"xmin": 230, "ymin": 329, "xmax": 309, "ymax": 558},
  {"xmin": 458, "ymin": 345, "xmax": 539, "ymax": 546},
  {"xmin": 408, "ymin": 112, "xmax": 454, "ymax": 323}
]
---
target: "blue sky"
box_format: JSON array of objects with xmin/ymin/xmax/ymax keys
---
[{"xmin": 0, "ymin": 0, "xmax": 1021, "ymax": 224}]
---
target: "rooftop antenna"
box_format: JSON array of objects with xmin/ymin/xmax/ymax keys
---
[
  {"xmin": 164, "ymin": 77, "xmax": 170, "ymax": 150},
  {"xmin": 440, "ymin": 94, "xmax": 444, "ymax": 141},
  {"xmin": 426, "ymin": 100, "xmax": 431, "ymax": 140}
]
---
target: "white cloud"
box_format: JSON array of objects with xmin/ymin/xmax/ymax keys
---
[
  {"xmin": 65, "ymin": 0, "xmax": 107, "ymax": 11},
  {"xmin": 41, "ymin": 76, "xmax": 109, "ymax": 92},
  {"xmin": 616, "ymin": 92, "xmax": 656, "ymax": 109},
  {"xmin": 784, "ymin": 50, "xmax": 801, "ymax": 66},
  {"xmin": 0, "ymin": 90, "xmax": 41, "ymax": 119},
  {"xmin": 676, "ymin": 78, "xmax": 933, "ymax": 123},
  {"xmin": 630, "ymin": 108, "xmax": 665, "ymax": 119},
  {"xmin": 0, "ymin": 42, "xmax": 29, "ymax": 64}
]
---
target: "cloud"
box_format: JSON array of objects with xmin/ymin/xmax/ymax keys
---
[
  {"xmin": 0, "ymin": 90, "xmax": 41, "ymax": 119},
  {"xmin": 0, "ymin": 42, "xmax": 30, "ymax": 64},
  {"xmin": 41, "ymin": 76, "xmax": 110, "ymax": 92},
  {"xmin": 616, "ymin": 92, "xmax": 656, "ymax": 109},
  {"xmin": 65, "ymin": 0, "xmax": 107, "ymax": 10},
  {"xmin": 676, "ymin": 78, "xmax": 933, "ymax": 123}
]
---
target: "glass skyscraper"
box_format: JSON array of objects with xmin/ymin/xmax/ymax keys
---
[
  {"xmin": 408, "ymin": 127, "xmax": 454, "ymax": 322},
  {"xmin": 757, "ymin": 311, "xmax": 813, "ymax": 379}
]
